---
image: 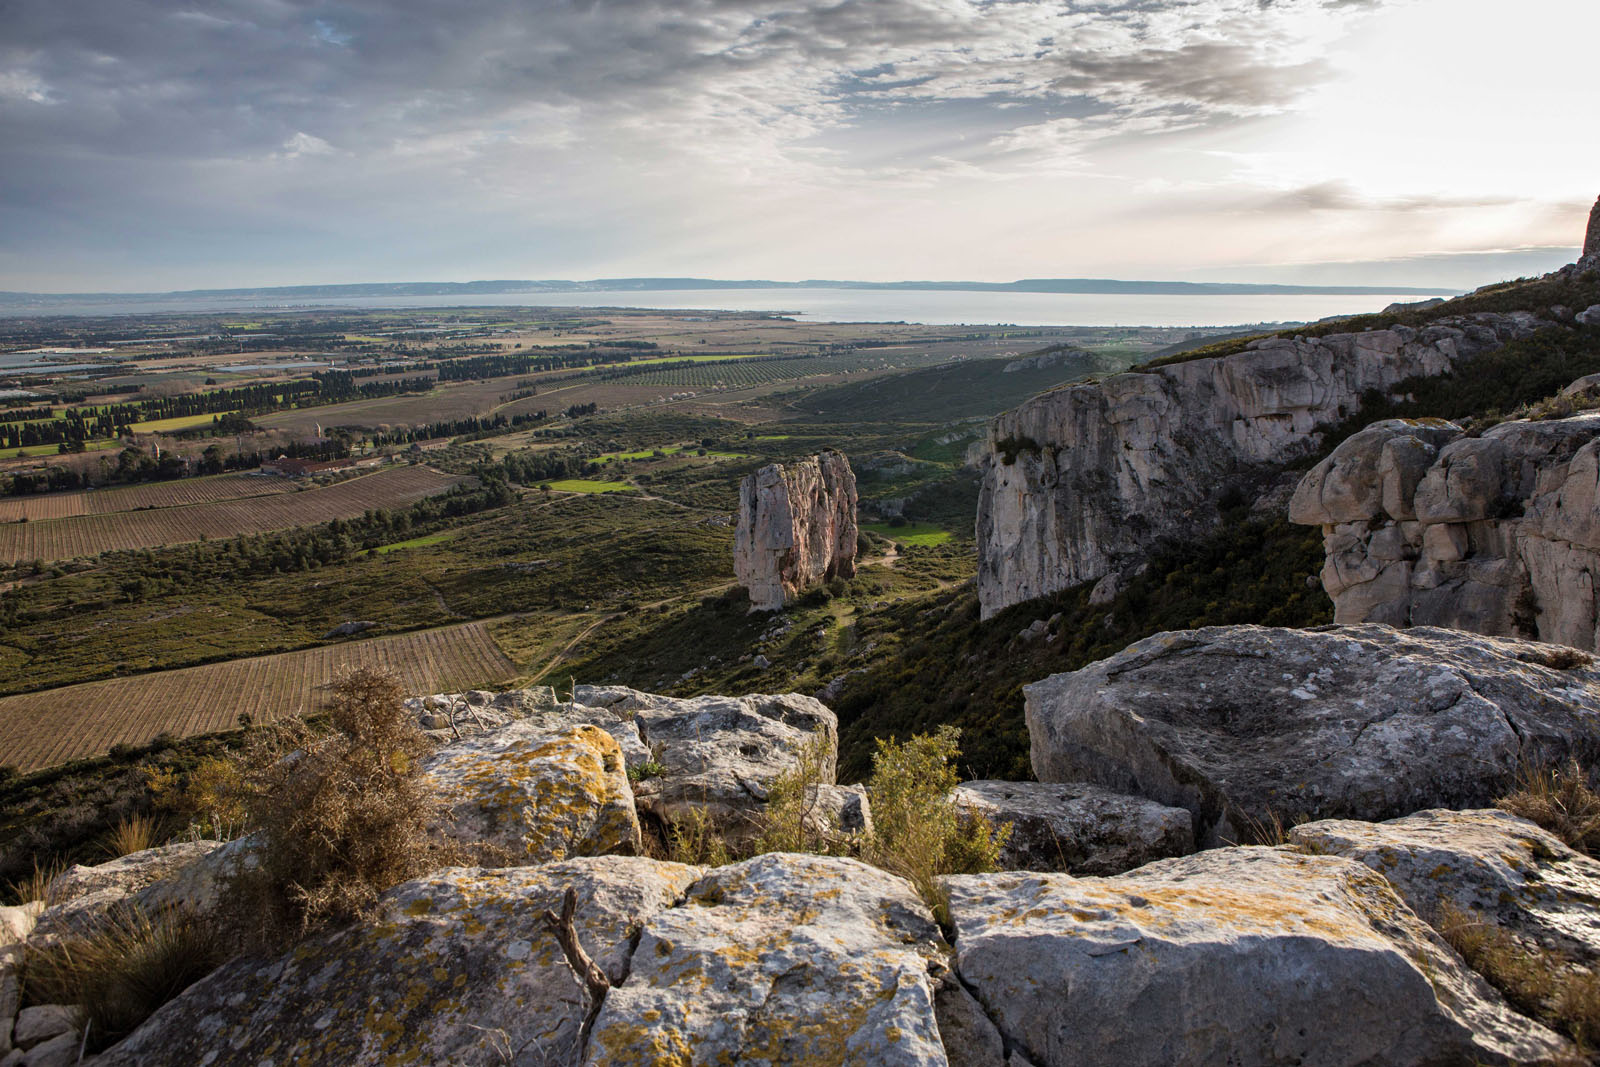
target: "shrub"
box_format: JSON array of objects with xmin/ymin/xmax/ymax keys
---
[
  {"xmin": 23, "ymin": 905, "xmax": 225, "ymax": 1052},
  {"xmin": 663, "ymin": 805, "xmax": 734, "ymax": 868},
  {"xmin": 146, "ymin": 755, "xmax": 250, "ymax": 841},
  {"xmin": 863, "ymin": 725, "xmax": 1009, "ymax": 924},
  {"xmin": 228, "ymin": 667, "xmax": 455, "ymax": 949},
  {"xmin": 754, "ymin": 735, "xmax": 845, "ymax": 856},
  {"xmin": 1496, "ymin": 760, "xmax": 1600, "ymax": 855}
]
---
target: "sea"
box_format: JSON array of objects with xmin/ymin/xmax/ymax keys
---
[{"xmin": 0, "ymin": 288, "xmax": 1447, "ymax": 329}]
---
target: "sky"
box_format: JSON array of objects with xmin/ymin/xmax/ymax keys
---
[{"xmin": 1, "ymin": 0, "xmax": 1595, "ymax": 293}]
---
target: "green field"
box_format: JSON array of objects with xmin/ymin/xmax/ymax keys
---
[
  {"xmin": 542, "ymin": 478, "xmax": 634, "ymax": 493},
  {"xmin": 861, "ymin": 521, "xmax": 953, "ymax": 547},
  {"xmin": 8, "ymin": 440, "xmax": 119, "ymax": 458},
  {"xmin": 372, "ymin": 530, "xmax": 460, "ymax": 554},
  {"xmin": 130, "ymin": 411, "xmax": 236, "ymax": 433}
]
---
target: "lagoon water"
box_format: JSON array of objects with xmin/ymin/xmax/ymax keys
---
[{"xmin": 0, "ymin": 287, "xmax": 1448, "ymax": 328}]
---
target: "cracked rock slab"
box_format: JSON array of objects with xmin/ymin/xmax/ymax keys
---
[
  {"xmin": 587, "ymin": 852, "xmax": 949, "ymax": 1066},
  {"xmin": 1027, "ymin": 624, "xmax": 1600, "ymax": 846},
  {"xmin": 1292, "ymin": 808, "xmax": 1600, "ymax": 968},
  {"xmin": 575, "ymin": 686, "xmax": 839, "ymax": 840},
  {"xmin": 944, "ymin": 848, "xmax": 1572, "ymax": 1067},
  {"xmin": 95, "ymin": 857, "xmax": 701, "ymax": 1067},
  {"xmin": 952, "ymin": 781, "xmax": 1192, "ymax": 876},
  {"xmin": 423, "ymin": 721, "xmax": 642, "ymax": 863}
]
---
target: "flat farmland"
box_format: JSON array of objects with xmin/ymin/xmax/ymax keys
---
[
  {"xmin": 0, "ymin": 620, "xmax": 517, "ymax": 771},
  {"xmin": 254, "ymin": 377, "xmax": 515, "ymax": 434},
  {"xmin": 0, "ymin": 465, "xmax": 467, "ymax": 563},
  {"xmin": 0, "ymin": 472, "xmax": 296, "ymax": 523}
]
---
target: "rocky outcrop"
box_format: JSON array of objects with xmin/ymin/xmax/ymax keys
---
[
  {"xmin": 573, "ymin": 685, "xmax": 838, "ymax": 839},
  {"xmin": 1586, "ymin": 195, "xmax": 1600, "ymax": 262},
  {"xmin": 976, "ymin": 313, "xmax": 1548, "ymax": 617},
  {"xmin": 943, "ymin": 848, "xmax": 1572, "ymax": 1066},
  {"xmin": 950, "ymin": 780, "xmax": 1192, "ymax": 875},
  {"xmin": 1026, "ymin": 624, "xmax": 1600, "ymax": 846},
  {"xmin": 589, "ymin": 853, "xmax": 948, "ymax": 1064},
  {"xmin": 1292, "ymin": 808, "xmax": 1600, "ymax": 970},
  {"xmin": 31, "ymin": 841, "xmax": 223, "ymax": 943},
  {"xmin": 94, "ymin": 858, "xmax": 702, "ymax": 1067},
  {"xmin": 421, "ymin": 722, "xmax": 642, "ymax": 862},
  {"xmin": 1292, "ymin": 411, "xmax": 1600, "ymax": 650},
  {"xmin": 734, "ymin": 450, "xmax": 858, "ymax": 610}
]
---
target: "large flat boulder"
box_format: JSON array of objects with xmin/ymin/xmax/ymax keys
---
[
  {"xmin": 588, "ymin": 852, "xmax": 949, "ymax": 1065},
  {"xmin": 943, "ymin": 848, "xmax": 1572, "ymax": 1066},
  {"xmin": 1027, "ymin": 624, "xmax": 1600, "ymax": 846},
  {"xmin": 95, "ymin": 857, "xmax": 701, "ymax": 1067},
  {"xmin": 421, "ymin": 721, "xmax": 642, "ymax": 862},
  {"xmin": 1292, "ymin": 808, "xmax": 1600, "ymax": 968},
  {"xmin": 951, "ymin": 781, "xmax": 1192, "ymax": 876},
  {"xmin": 574, "ymin": 686, "xmax": 839, "ymax": 839}
]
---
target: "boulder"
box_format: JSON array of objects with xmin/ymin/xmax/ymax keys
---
[
  {"xmin": 734, "ymin": 450, "xmax": 858, "ymax": 610},
  {"xmin": 32, "ymin": 841, "xmax": 223, "ymax": 942},
  {"xmin": 951, "ymin": 781, "xmax": 1193, "ymax": 876},
  {"xmin": 943, "ymin": 848, "xmax": 1572, "ymax": 1066},
  {"xmin": 806, "ymin": 783, "xmax": 873, "ymax": 837},
  {"xmin": 1026, "ymin": 624, "xmax": 1600, "ymax": 846},
  {"xmin": 95, "ymin": 858, "xmax": 701, "ymax": 1067},
  {"xmin": 127, "ymin": 835, "xmax": 257, "ymax": 923},
  {"xmin": 405, "ymin": 684, "xmax": 562, "ymax": 741},
  {"xmin": 575, "ymin": 686, "xmax": 839, "ymax": 839},
  {"xmin": 977, "ymin": 313, "xmax": 1547, "ymax": 618},
  {"xmin": 1291, "ymin": 808, "xmax": 1600, "ymax": 968},
  {"xmin": 7, "ymin": 1030, "xmax": 79, "ymax": 1067},
  {"xmin": 0, "ymin": 903, "xmax": 41, "ymax": 947},
  {"xmin": 0, "ymin": 945, "xmax": 18, "ymax": 1054},
  {"xmin": 11, "ymin": 1006, "xmax": 77, "ymax": 1050},
  {"xmin": 588, "ymin": 853, "xmax": 949, "ymax": 1065},
  {"xmin": 1293, "ymin": 408, "xmax": 1600, "ymax": 650},
  {"xmin": 421, "ymin": 722, "xmax": 642, "ymax": 863}
]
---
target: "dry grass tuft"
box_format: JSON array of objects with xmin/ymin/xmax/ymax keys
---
[
  {"xmin": 7, "ymin": 857, "xmax": 66, "ymax": 907},
  {"xmin": 1436, "ymin": 900, "xmax": 1600, "ymax": 1056},
  {"xmin": 1496, "ymin": 759, "xmax": 1600, "ymax": 856},
  {"xmin": 228, "ymin": 667, "xmax": 458, "ymax": 950},
  {"xmin": 103, "ymin": 813, "xmax": 159, "ymax": 859},
  {"xmin": 24, "ymin": 905, "xmax": 224, "ymax": 1051}
]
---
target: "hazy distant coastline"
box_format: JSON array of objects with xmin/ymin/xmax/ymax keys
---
[{"xmin": 0, "ymin": 275, "xmax": 1459, "ymax": 308}]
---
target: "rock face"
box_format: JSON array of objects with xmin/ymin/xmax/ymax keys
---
[
  {"xmin": 1292, "ymin": 808, "xmax": 1600, "ymax": 969},
  {"xmin": 32, "ymin": 840, "xmax": 223, "ymax": 942},
  {"xmin": 1586, "ymin": 195, "xmax": 1600, "ymax": 261},
  {"xmin": 943, "ymin": 848, "xmax": 1572, "ymax": 1066},
  {"xmin": 573, "ymin": 685, "xmax": 839, "ymax": 839},
  {"xmin": 95, "ymin": 858, "xmax": 703, "ymax": 1067},
  {"xmin": 951, "ymin": 780, "xmax": 1193, "ymax": 876},
  {"xmin": 1026, "ymin": 624, "xmax": 1600, "ymax": 846},
  {"xmin": 421, "ymin": 722, "xmax": 642, "ymax": 863},
  {"xmin": 734, "ymin": 450, "xmax": 858, "ymax": 610},
  {"xmin": 589, "ymin": 853, "xmax": 949, "ymax": 1065},
  {"xmin": 976, "ymin": 313, "xmax": 1547, "ymax": 617},
  {"xmin": 1292, "ymin": 411, "xmax": 1600, "ymax": 650}
]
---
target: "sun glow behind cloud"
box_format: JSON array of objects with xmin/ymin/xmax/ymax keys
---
[{"xmin": 0, "ymin": 0, "xmax": 1589, "ymax": 290}]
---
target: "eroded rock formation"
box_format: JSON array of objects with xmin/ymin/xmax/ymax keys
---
[
  {"xmin": 1026, "ymin": 624, "xmax": 1600, "ymax": 846},
  {"xmin": 1292, "ymin": 411, "xmax": 1600, "ymax": 648},
  {"xmin": 1586, "ymin": 195, "xmax": 1600, "ymax": 262},
  {"xmin": 734, "ymin": 450, "xmax": 858, "ymax": 610},
  {"xmin": 975, "ymin": 313, "xmax": 1547, "ymax": 617}
]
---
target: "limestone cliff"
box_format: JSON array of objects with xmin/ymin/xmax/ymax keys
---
[
  {"xmin": 975, "ymin": 313, "xmax": 1546, "ymax": 617},
  {"xmin": 734, "ymin": 450, "xmax": 858, "ymax": 610},
  {"xmin": 1291, "ymin": 405, "xmax": 1600, "ymax": 649},
  {"xmin": 1586, "ymin": 195, "xmax": 1600, "ymax": 262}
]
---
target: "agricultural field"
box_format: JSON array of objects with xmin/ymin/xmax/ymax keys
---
[
  {"xmin": 542, "ymin": 478, "xmax": 634, "ymax": 493},
  {"xmin": 0, "ymin": 465, "xmax": 465, "ymax": 563},
  {"xmin": 860, "ymin": 521, "xmax": 953, "ymax": 547},
  {"xmin": 0, "ymin": 620, "xmax": 515, "ymax": 771},
  {"xmin": 0, "ymin": 471, "xmax": 296, "ymax": 523}
]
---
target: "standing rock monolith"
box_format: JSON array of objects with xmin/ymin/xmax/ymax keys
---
[
  {"xmin": 734, "ymin": 450, "xmax": 858, "ymax": 610},
  {"xmin": 1585, "ymin": 195, "xmax": 1600, "ymax": 262}
]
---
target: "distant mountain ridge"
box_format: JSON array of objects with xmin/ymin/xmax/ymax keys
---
[{"xmin": 0, "ymin": 276, "xmax": 1458, "ymax": 306}]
